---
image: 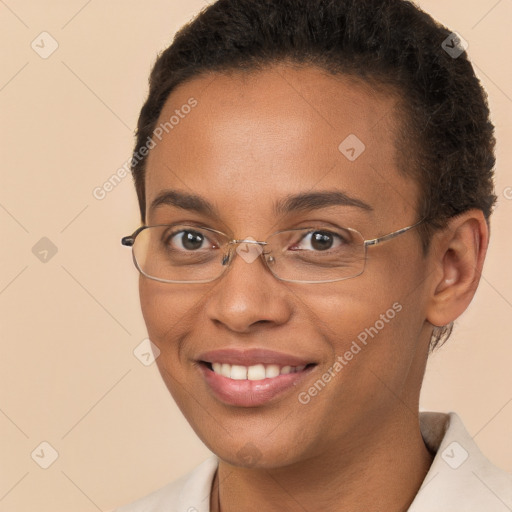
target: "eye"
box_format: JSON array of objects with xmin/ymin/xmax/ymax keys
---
[
  {"xmin": 164, "ymin": 229, "xmax": 218, "ymax": 251},
  {"xmin": 290, "ymin": 230, "xmax": 349, "ymax": 252}
]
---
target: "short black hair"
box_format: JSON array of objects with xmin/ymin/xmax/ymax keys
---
[{"xmin": 130, "ymin": 0, "xmax": 497, "ymax": 350}]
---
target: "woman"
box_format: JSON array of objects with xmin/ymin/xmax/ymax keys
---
[{"xmin": 117, "ymin": 0, "xmax": 511, "ymax": 510}]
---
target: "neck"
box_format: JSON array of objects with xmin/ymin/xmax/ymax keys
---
[{"xmin": 210, "ymin": 411, "xmax": 434, "ymax": 512}]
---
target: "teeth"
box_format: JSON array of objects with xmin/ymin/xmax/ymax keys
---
[
  {"xmin": 247, "ymin": 364, "xmax": 266, "ymax": 380},
  {"xmin": 209, "ymin": 362, "xmax": 308, "ymax": 380},
  {"xmin": 265, "ymin": 364, "xmax": 280, "ymax": 378},
  {"xmin": 221, "ymin": 363, "xmax": 231, "ymax": 378},
  {"xmin": 230, "ymin": 365, "xmax": 247, "ymax": 380}
]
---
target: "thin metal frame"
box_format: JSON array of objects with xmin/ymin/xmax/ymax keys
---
[{"xmin": 121, "ymin": 218, "xmax": 425, "ymax": 284}]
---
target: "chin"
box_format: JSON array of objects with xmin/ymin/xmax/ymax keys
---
[{"xmin": 202, "ymin": 434, "xmax": 307, "ymax": 470}]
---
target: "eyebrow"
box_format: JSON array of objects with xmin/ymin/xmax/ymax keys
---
[{"xmin": 149, "ymin": 189, "xmax": 373, "ymax": 218}]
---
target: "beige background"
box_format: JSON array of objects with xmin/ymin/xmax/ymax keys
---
[{"xmin": 0, "ymin": 1, "xmax": 511, "ymax": 511}]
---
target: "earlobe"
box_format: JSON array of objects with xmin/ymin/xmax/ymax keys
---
[{"xmin": 426, "ymin": 210, "xmax": 489, "ymax": 328}]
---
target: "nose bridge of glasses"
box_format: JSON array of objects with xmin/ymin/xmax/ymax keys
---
[
  {"xmin": 228, "ymin": 238, "xmax": 268, "ymax": 246},
  {"xmin": 217, "ymin": 237, "xmax": 273, "ymax": 271}
]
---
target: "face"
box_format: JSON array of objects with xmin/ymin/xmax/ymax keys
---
[{"xmin": 139, "ymin": 64, "xmax": 434, "ymax": 469}]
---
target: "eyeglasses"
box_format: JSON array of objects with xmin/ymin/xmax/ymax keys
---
[{"xmin": 121, "ymin": 218, "xmax": 425, "ymax": 284}]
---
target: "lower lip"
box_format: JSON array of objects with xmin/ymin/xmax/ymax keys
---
[{"xmin": 199, "ymin": 363, "xmax": 316, "ymax": 407}]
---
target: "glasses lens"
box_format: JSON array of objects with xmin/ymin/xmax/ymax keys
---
[
  {"xmin": 265, "ymin": 227, "xmax": 366, "ymax": 282},
  {"xmin": 133, "ymin": 225, "xmax": 228, "ymax": 283}
]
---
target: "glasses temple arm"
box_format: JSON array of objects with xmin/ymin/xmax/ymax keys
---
[{"xmin": 365, "ymin": 219, "xmax": 425, "ymax": 247}]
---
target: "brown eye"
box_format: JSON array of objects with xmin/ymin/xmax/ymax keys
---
[
  {"xmin": 164, "ymin": 229, "xmax": 211, "ymax": 251},
  {"xmin": 291, "ymin": 230, "xmax": 349, "ymax": 252},
  {"xmin": 310, "ymin": 231, "xmax": 335, "ymax": 251}
]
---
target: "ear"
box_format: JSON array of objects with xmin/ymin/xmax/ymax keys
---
[{"xmin": 426, "ymin": 209, "xmax": 489, "ymax": 328}]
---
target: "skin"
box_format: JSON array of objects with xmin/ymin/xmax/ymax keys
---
[{"xmin": 138, "ymin": 63, "xmax": 488, "ymax": 512}]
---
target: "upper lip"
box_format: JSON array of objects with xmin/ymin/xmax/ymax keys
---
[{"xmin": 197, "ymin": 348, "xmax": 317, "ymax": 367}]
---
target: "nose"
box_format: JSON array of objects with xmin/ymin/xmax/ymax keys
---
[{"xmin": 204, "ymin": 240, "xmax": 292, "ymax": 333}]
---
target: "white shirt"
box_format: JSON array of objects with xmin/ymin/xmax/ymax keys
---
[{"xmin": 115, "ymin": 412, "xmax": 512, "ymax": 511}]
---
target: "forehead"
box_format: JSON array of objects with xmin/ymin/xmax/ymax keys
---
[{"xmin": 144, "ymin": 64, "xmax": 418, "ymax": 227}]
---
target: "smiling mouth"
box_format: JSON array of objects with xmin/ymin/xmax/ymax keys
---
[{"xmin": 201, "ymin": 361, "xmax": 317, "ymax": 380}]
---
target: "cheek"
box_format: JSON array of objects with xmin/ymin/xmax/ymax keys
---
[
  {"xmin": 305, "ymin": 274, "xmax": 392, "ymax": 340},
  {"xmin": 139, "ymin": 278, "xmax": 166, "ymax": 340},
  {"xmin": 139, "ymin": 279, "xmax": 198, "ymax": 401},
  {"xmin": 304, "ymin": 272, "xmax": 417, "ymax": 383},
  {"xmin": 138, "ymin": 278, "xmax": 196, "ymax": 354}
]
